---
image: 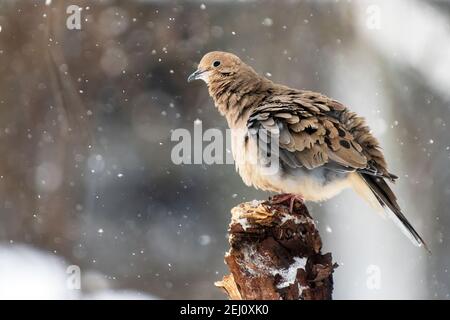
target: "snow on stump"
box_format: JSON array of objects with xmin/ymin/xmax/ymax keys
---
[{"xmin": 215, "ymin": 196, "xmax": 337, "ymax": 300}]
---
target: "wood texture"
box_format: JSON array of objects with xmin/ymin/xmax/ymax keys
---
[{"xmin": 215, "ymin": 196, "xmax": 336, "ymax": 300}]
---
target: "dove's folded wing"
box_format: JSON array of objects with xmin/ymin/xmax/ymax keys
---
[{"xmin": 247, "ymin": 91, "xmax": 381, "ymax": 176}]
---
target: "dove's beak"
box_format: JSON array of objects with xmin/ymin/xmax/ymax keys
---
[{"xmin": 187, "ymin": 69, "xmax": 205, "ymax": 82}]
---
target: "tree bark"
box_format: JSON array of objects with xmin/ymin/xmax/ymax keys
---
[{"xmin": 215, "ymin": 196, "xmax": 337, "ymax": 300}]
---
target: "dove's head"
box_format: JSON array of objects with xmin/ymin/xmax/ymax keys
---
[
  {"xmin": 187, "ymin": 51, "xmax": 243, "ymax": 84},
  {"xmin": 188, "ymin": 51, "xmax": 270, "ymax": 124}
]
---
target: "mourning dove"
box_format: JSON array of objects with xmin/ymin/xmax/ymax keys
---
[{"xmin": 188, "ymin": 51, "xmax": 428, "ymax": 251}]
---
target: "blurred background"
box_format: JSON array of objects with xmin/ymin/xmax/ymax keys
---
[{"xmin": 0, "ymin": 0, "xmax": 449, "ymax": 299}]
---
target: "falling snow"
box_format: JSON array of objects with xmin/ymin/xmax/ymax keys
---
[{"xmin": 0, "ymin": 0, "xmax": 447, "ymax": 301}]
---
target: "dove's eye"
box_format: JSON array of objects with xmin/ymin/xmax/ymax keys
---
[{"xmin": 213, "ymin": 60, "xmax": 221, "ymax": 67}]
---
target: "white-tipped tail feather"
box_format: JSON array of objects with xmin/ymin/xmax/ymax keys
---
[{"xmin": 349, "ymin": 173, "xmax": 429, "ymax": 252}]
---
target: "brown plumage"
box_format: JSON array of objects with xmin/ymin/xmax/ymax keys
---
[{"xmin": 188, "ymin": 51, "xmax": 427, "ymax": 250}]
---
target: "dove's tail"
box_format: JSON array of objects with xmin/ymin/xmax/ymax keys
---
[{"xmin": 350, "ymin": 172, "xmax": 429, "ymax": 253}]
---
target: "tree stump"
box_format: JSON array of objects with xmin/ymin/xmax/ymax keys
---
[{"xmin": 215, "ymin": 196, "xmax": 337, "ymax": 300}]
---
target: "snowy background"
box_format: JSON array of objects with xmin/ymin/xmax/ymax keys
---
[{"xmin": 0, "ymin": 0, "xmax": 449, "ymax": 299}]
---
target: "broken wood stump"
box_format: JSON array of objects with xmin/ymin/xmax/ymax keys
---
[{"xmin": 215, "ymin": 196, "xmax": 337, "ymax": 300}]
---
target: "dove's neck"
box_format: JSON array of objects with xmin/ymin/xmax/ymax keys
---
[{"xmin": 208, "ymin": 69, "xmax": 274, "ymax": 129}]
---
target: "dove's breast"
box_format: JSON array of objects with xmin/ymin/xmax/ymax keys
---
[
  {"xmin": 230, "ymin": 127, "xmax": 276, "ymax": 191},
  {"xmin": 230, "ymin": 127, "xmax": 351, "ymax": 202}
]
